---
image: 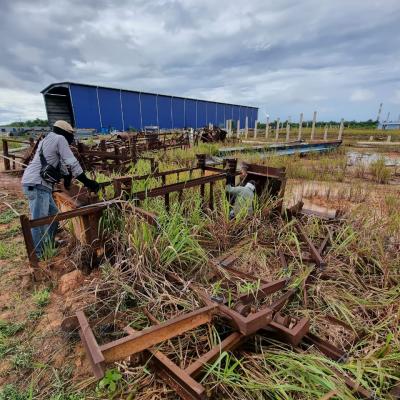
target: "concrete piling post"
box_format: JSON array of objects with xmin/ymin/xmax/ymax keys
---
[
  {"xmin": 237, "ymin": 120, "xmax": 240, "ymax": 137},
  {"xmin": 298, "ymin": 113, "xmax": 303, "ymax": 141},
  {"xmin": 338, "ymin": 118, "xmax": 344, "ymax": 140},
  {"xmin": 311, "ymin": 111, "xmax": 317, "ymax": 141},
  {"xmin": 286, "ymin": 117, "xmax": 291, "ymax": 142},
  {"xmin": 245, "ymin": 116, "xmax": 249, "ymax": 138},
  {"xmin": 275, "ymin": 118, "xmax": 280, "ymax": 141},
  {"xmin": 323, "ymin": 124, "xmax": 328, "ymax": 141},
  {"xmin": 265, "ymin": 117, "xmax": 270, "ymax": 140},
  {"xmin": 254, "ymin": 120, "xmax": 258, "ymax": 138}
]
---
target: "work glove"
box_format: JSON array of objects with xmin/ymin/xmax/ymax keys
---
[
  {"xmin": 226, "ymin": 173, "xmax": 235, "ymax": 186},
  {"xmin": 76, "ymin": 173, "xmax": 100, "ymax": 193},
  {"xmin": 63, "ymin": 172, "xmax": 72, "ymax": 190}
]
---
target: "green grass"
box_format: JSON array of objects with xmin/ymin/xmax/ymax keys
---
[
  {"xmin": 33, "ymin": 288, "xmax": 51, "ymax": 307},
  {"xmin": 0, "ymin": 240, "xmax": 25, "ymax": 260},
  {"xmin": 0, "ymin": 209, "xmax": 18, "ymax": 224}
]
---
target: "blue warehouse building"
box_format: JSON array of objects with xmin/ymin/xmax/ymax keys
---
[{"xmin": 41, "ymin": 82, "xmax": 258, "ymax": 132}]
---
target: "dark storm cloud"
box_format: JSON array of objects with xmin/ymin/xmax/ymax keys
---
[{"xmin": 0, "ymin": 0, "xmax": 399, "ymax": 123}]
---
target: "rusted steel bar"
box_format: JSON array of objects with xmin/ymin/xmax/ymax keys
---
[
  {"xmin": 184, "ymin": 332, "xmax": 244, "ymax": 378},
  {"xmin": 216, "ymin": 303, "xmax": 273, "ymax": 336},
  {"xmin": 295, "ymin": 222, "xmax": 326, "ymax": 268},
  {"xmin": 124, "ymin": 326, "xmax": 207, "ymax": 400},
  {"xmin": 267, "ymin": 314, "xmax": 310, "ymax": 346},
  {"xmin": 270, "ymin": 289, "xmax": 297, "ymax": 311},
  {"xmin": 19, "ymin": 214, "xmax": 39, "ymax": 267},
  {"xmin": 318, "ymin": 229, "xmax": 331, "ymax": 256},
  {"xmin": 302, "ymin": 333, "xmax": 347, "ymax": 362},
  {"xmin": 236, "ymin": 278, "xmax": 288, "ymax": 304},
  {"xmin": 100, "ymin": 305, "xmax": 217, "ymax": 363},
  {"xmin": 132, "ymin": 173, "xmax": 226, "ymax": 200},
  {"xmin": 76, "ymin": 311, "xmax": 105, "ymax": 379},
  {"xmin": 2, "ymin": 139, "xmax": 10, "ymax": 170}
]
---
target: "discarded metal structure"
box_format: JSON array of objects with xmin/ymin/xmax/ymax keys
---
[
  {"xmin": 63, "ymin": 202, "xmax": 376, "ymax": 400},
  {"xmin": 2, "ymin": 132, "xmax": 189, "ymax": 174},
  {"xmin": 218, "ymin": 139, "xmax": 342, "ymax": 158},
  {"xmin": 194, "ymin": 126, "xmax": 228, "ymax": 145},
  {"xmin": 75, "ymin": 132, "xmax": 189, "ymax": 173},
  {"xmin": 1, "ymin": 136, "xmax": 41, "ymax": 172},
  {"xmin": 20, "ymin": 156, "xmax": 287, "ymax": 269}
]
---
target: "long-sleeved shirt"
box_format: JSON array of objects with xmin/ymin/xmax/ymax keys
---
[
  {"xmin": 22, "ymin": 131, "xmax": 83, "ymax": 191},
  {"xmin": 226, "ymin": 184, "xmax": 255, "ymax": 216}
]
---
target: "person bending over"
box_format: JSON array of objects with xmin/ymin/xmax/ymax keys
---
[
  {"xmin": 21, "ymin": 120, "xmax": 99, "ymax": 258},
  {"xmin": 226, "ymin": 180, "xmax": 256, "ymax": 219}
]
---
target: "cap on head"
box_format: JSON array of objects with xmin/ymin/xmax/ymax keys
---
[{"xmin": 53, "ymin": 120, "xmax": 74, "ymax": 134}]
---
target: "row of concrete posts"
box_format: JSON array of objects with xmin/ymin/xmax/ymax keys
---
[{"xmin": 225, "ymin": 112, "xmax": 345, "ymax": 142}]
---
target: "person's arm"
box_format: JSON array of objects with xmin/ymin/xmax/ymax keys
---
[
  {"xmin": 226, "ymin": 184, "xmax": 243, "ymax": 195},
  {"xmin": 57, "ymin": 137, "xmax": 99, "ymax": 192},
  {"xmin": 57, "ymin": 136, "xmax": 83, "ymax": 177}
]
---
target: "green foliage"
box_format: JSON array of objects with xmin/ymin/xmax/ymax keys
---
[
  {"xmin": 7, "ymin": 118, "xmax": 48, "ymax": 127},
  {"xmin": 33, "ymin": 288, "xmax": 51, "ymax": 307},
  {"xmin": 40, "ymin": 239, "xmax": 58, "ymax": 260},
  {"xmin": 12, "ymin": 347, "xmax": 34, "ymax": 369},
  {"xmin": 97, "ymin": 369, "xmax": 122, "ymax": 394},
  {"xmin": 369, "ymin": 158, "xmax": 391, "ymax": 183},
  {"xmin": 0, "ymin": 384, "xmax": 29, "ymax": 400},
  {"xmin": 0, "ymin": 209, "xmax": 18, "ymax": 224},
  {"xmin": 0, "ymin": 241, "xmax": 24, "ymax": 259},
  {"xmin": 0, "ymin": 320, "xmax": 24, "ymax": 337}
]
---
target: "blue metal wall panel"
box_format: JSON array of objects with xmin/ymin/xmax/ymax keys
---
[
  {"xmin": 185, "ymin": 99, "xmax": 197, "ymax": 128},
  {"xmin": 232, "ymin": 105, "xmax": 240, "ymax": 125},
  {"xmin": 157, "ymin": 95, "xmax": 172, "ymax": 129},
  {"xmin": 197, "ymin": 101, "xmax": 207, "ymax": 127},
  {"xmin": 225, "ymin": 104, "xmax": 233, "ymax": 121},
  {"xmin": 121, "ymin": 91, "xmax": 141, "ymax": 130},
  {"xmin": 140, "ymin": 93, "xmax": 158, "ymax": 127},
  {"xmin": 97, "ymin": 87, "xmax": 123, "ymax": 130},
  {"xmin": 172, "ymin": 97, "xmax": 185, "ymax": 128},
  {"xmin": 206, "ymin": 102, "xmax": 217, "ymax": 126},
  {"xmin": 69, "ymin": 84, "xmax": 100, "ymax": 130},
  {"xmin": 239, "ymin": 107, "xmax": 246, "ymax": 129},
  {"xmin": 216, "ymin": 103, "xmax": 225, "ymax": 127}
]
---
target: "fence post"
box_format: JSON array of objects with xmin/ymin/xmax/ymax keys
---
[
  {"xmin": 237, "ymin": 120, "xmax": 240, "ymax": 137},
  {"xmin": 286, "ymin": 117, "xmax": 291, "ymax": 142},
  {"xmin": 275, "ymin": 118, "xmax": 280, "ymax": 141},
  {"xmin": 311, "ymin": 111, "xmax": 317, "ymax": 141},
  {"xmin": 245, "ymin": 116, "xmax": 248, "ymax": 138},
  {"xmin": 254, "ymin": 120, "xmax": 258, "ymax": 138},
  {"xmin": 338, "ymin": 118, "xmax": 344, "ymax": 140},
  {"xmin": 265, "ymin": 117, "xmax": 270, "ymax": 140},
  {"xmin": 298, "ymin": 113, "xmax": 303, "ymax": 141},
  {"xmin": 323, "ymin": 124, "xmax": 328, "ymax": 141},
  {"xmin": 2, "ymin": 139, "xmax": 10, "ymax": 170}
]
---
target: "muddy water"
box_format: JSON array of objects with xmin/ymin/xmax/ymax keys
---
[{"xmin": 347, "ymin": 151, "xmax": 400, "ymax": 166}]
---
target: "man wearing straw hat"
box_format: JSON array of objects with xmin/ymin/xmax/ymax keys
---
[{"xmin": 21, "ymin": 120, "xmax": 99, "ymax": 258}]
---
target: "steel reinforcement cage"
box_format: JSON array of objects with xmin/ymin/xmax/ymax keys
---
[{"xmin": 41, "ymin": 82, "xmax": 259, "ymax": 132}]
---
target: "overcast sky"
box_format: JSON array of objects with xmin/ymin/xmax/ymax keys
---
[{"xmin": 1, "ymin": 0, "xmax": 399, "ymax": 124}]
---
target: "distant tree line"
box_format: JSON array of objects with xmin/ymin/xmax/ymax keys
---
[{"xmin": 7, "ymin": 118, "xmax": 48, "ymax": 127}]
